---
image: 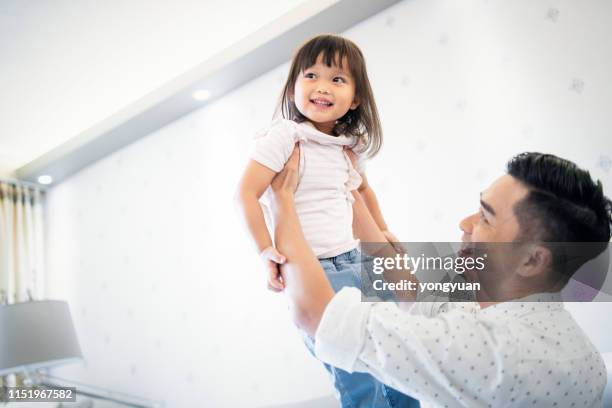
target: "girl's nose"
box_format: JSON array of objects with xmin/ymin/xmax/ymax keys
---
[{"xmin": 316, "ymin": 88, "xmax": 330, "ymax": 95}]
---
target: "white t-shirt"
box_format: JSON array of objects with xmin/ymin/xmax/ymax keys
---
[{"xmin": 252, "ymin": 118, "xmax": 366, "ymax": 258}]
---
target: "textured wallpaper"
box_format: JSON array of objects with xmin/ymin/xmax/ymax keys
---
[{"xmin": 44, "ymin": 0, "xmax": 612, "ymax": 406}]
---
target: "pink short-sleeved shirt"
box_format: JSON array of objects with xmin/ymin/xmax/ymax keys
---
[{"xmin": 252, "ymin": 119, "xmax": 366, "ymax": 258}]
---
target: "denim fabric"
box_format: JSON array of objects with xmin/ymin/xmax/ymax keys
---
[{"xmin": 302, "ymin": 249, "xmax": 420, "ymax": 408}]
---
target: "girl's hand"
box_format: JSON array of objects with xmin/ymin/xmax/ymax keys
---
[{"xmin": 260, "ymin": 246, "xmax": 286, "ymax": 292}]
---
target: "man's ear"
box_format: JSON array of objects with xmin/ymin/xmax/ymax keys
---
[{"xmin": 516, "ymin": 244, "xmax": 552, "ymax": 278}]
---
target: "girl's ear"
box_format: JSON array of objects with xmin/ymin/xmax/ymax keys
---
[{"xmin": 350, "ymin": 99, "xmax": 360, "ymax": 110}]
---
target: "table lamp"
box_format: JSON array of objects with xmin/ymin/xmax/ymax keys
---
[{"xmin": 0, "ymin": 300, "xmax": 83, "ymax": 376}]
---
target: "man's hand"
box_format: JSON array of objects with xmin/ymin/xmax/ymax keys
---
[
  {"xmin": 344, "ymin": 146, "xmax": 357, "ymax": 163},
  {"xmin": 382, "ymin": 229, "xmax": 404, "ymax": 253},
  {"xmin": 343, "ymin": 146, "xmax": 363, "ymax": 187},
  {"xmin": 270, "ymin": 143, "xmax": 300, "ymax": 197},
  {"xmin": 260, "ymin": 246, "xmax": 286, "ymax": 292},
  {"xmin": 264, "ymin": 143, "xmax": 300, "ymax": 293}
]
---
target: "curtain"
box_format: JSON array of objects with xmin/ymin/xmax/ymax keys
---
[
  {"xmin": 0, "ymin": 181, "xmax": 45, "ymax": 390},
  {"xmin": 0, "ymin": 181, "xmax": 45, "ymax": 304}
]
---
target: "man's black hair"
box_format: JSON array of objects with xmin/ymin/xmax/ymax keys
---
[{"xmin": 507, "ymin": 153, "xmax": 612, "ymax": 280}]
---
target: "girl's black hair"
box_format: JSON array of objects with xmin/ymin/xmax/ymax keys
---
[{"xmin": 275, "ymin": 34, "xmax": 382, "ymax": 157}]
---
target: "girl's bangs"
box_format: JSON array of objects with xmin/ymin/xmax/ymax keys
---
[{"xmin": 295, "ymin": 38, "xmax": 358, "ymax": 74}]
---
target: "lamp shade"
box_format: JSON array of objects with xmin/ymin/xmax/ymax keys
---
[{"xmin": 0, "ymin": 300, "xmax": 83, "ymax": 376}]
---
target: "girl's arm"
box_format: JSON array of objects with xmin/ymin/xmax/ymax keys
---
[
  {"xmin": 235, "ymin": 159, "xmax": 290, "ymax": 291},
  {"xmin": 351, "ymin": 189, "xmax": 388, "ymax": 243},
  {"xmin": 357, "ymin": 173, "xmax": 390, "ymax": 233},
  {"xmin": 234, "ymin": 159, "xmax": 277, "ymax": 253},
  {"xmin": 347, "ymin": 150, "xmax": 399, "ymax": 245},
  {"xmin": 351, "ymin": 189, "xmax": 417, "ymax": 302}
]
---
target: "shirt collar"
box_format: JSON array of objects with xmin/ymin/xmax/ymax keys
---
[
  {"xmin": 298, "ymin": 121, "xmax": 355, "ymax": 146},
  {"xmin": 478, "ymin": 291, "xmax": 564, "ymax": 318}
]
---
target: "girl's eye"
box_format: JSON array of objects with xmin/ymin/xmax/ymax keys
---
[
  {"xmin": 333, "ymin": 76, "xmax": 346, "ymax": 83},
  {"xmin": 304, "ymin": 72, "xmax": 316, "ymax": 79}
]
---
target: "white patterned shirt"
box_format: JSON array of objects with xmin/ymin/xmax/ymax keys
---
[{"xmin": 315, "ymin": 288, "xmax": 607, "ymax": 407}]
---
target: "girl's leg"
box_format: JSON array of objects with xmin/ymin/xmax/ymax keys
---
[
  {"xmin": 336, "ymin": 250, "xmax": 420, "ymax": 408},
  {"xmin": 302, "ymin": 257, "xmax": 391, "ymax": 407}
]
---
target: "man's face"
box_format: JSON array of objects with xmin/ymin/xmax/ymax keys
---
[
  {"xmin": 459, "ymin": 175, "xmax": 530, "ymax": 293},
  {"xmin": 459, "ymin": 174, "xmax": 528, "ymax": 244}
]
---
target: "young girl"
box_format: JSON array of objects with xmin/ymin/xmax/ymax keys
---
[{"xmin": 236, "ymin": 34, "xmax": 417, "ymax": 408}]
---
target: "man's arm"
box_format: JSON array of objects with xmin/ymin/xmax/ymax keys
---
[
  {"xmin": 270, "ymin": 146, "xmax": 417, "ymax": 337},
  {"xmin": 269, "ymin": 146, "xmax": 334, "ymax": 337}
]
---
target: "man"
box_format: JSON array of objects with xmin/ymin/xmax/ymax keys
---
[{"xmin": 270, "ymin": 148, "xmax": 611, "ymax": 407}]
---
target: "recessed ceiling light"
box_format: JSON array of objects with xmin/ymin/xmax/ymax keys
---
[
  {"xmin": 192, "ymin": 89, "xmax": 212, "ymax": 101},
  {"xmin": 37, "ymin": 175, "xmax": 53, "ymax": 185}
]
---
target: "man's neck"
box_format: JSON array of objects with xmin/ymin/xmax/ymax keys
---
[
  {"xmin": 478, "ymin": 301, "xmax": 500, "ymax": 309},
  {"xmin": 476, "ymin": 286, "xmax": 562, "ymax": 309}
]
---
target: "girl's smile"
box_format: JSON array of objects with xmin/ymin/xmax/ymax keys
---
[
  {"xmin": 310, "ymin": 97, "xmax": 334, "ymax": 107},
  {"xmin": 310, "ymin": 96, "xmax": 335, "ymax": 112}
]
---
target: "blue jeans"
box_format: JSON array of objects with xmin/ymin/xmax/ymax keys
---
[{"xmin": 302, "ymin": 249, "xmax": 420, "ymax": 408}]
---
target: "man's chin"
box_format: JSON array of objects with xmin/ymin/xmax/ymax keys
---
[
  {"xmin": 463, "ymin": 269, "xmax": 478, "ymax": 283},
  {"xmin": 457, "ymin": 244, "xmax": 474, "ymax": 258}
]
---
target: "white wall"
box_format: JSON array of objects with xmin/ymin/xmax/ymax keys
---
[{"xmin": 44, "ymin": 0, "xmax": 612, "ymax": 406}]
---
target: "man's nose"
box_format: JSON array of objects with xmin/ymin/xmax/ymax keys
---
[{"xmin": 459, "ymin": 212, "xmax": 478, "ymax": 235}]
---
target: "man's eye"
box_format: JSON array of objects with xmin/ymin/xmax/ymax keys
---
[{"xmin": 479, "ymin": 210, "xmax": 489, "ymax": 224}]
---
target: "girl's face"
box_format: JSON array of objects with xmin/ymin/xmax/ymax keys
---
[{"xmin": 292, "ymin": 54, "xmax": 359, "ymax": 135}]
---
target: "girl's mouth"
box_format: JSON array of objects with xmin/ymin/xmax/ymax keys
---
[{"xmin": 310, "ymin": 98, "xmax": 333, "ymax": 107}]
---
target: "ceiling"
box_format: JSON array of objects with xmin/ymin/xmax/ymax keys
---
[{"xmin": 0, "ymin": 0, "xmax": 307, "ymax": 177}]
